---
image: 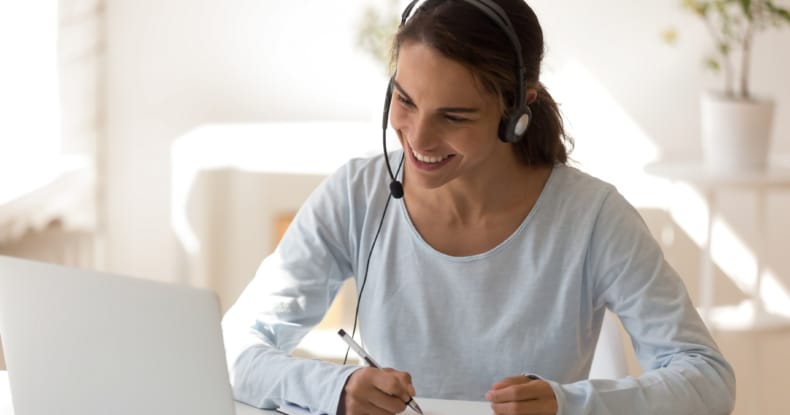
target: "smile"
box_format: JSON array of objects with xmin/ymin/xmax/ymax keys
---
[{"xmin": 411, "ymin": 148, "xmax": 453, "ymax": 164}]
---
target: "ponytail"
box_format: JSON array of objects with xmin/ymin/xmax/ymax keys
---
[
  {"xmin": 513, "ymin": 83, "xmax": 572, "ymax": 166},
  {"xmin": 394, "ymin": 0, "xmax": 572, "ymax": 167}
]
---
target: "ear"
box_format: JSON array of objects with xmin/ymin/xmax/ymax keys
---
[{"xmin": 526, "ymin": 88, "xmax": 538, "ymax": 105}]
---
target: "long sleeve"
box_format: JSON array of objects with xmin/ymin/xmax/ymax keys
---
[
  {"xmin": 546, "ymin": 190, "xmax": 735, "ymax": 414},
  {"xmin": 220, "ymin": 163, "xmax": 363, "ymax": 414},
  {"xmin": 221, "ymin": 156, "xmax": 736, "ymax": 414}
]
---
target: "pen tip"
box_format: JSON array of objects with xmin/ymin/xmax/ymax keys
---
[{"xmin": 409, "ymin": 400, "xmax": 424, "ymax": 414}]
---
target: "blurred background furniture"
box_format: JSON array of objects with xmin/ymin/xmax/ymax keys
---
[{"xmin": 646, "ymin": 158, "xmax": 790, "ymax": 332}]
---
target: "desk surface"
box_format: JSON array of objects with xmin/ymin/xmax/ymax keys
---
[
  {"xmin": 1, "ymin": 371, "xmax": 492, "ymax": 415},
  {"xmin": 0, "ymin": 371, "xmax": 275, "ymax": 415}
]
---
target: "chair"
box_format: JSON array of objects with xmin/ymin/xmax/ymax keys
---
[{"xmin": 589, "ymin": 311, "xmax": 631, "ymax": 379}]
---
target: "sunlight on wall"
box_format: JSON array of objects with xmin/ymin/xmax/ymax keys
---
[
  {"xmin": 543, "ymin": 59, "xmax": 790, "ymax": 329},
  {"xmin": 762, "ymin": 271, "xmax": 790, "ymax": 318},
  {"xmin": 542, "ymin": 59, "xmax": 665, "ymax": 208},
  {"xmin": 710, "ymin": 268, "xmax": 790, "ymax": 330},
  {"xmin": 667, "ymin": 183, "xmax": 790, "ymax": 327},
  {"xmin": 713, "ymin": 219, "xmax": 758, "ymax": 293},
  {"xmin": 665, "ymin": 183, "xmax": 710, "ymax": 244}
]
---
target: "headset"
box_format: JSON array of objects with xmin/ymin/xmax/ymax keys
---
[
  {"xmin": 382, "ymin": 0, "xmax": 532, "ymax": 200},
  {"xmin": 343, "ymin": 0, "xmax": 531, "ymax": 363}
]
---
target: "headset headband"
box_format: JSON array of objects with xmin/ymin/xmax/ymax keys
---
[{"xmin": 399, "ymin": 0, "xmax": 527, "ymax": 114}]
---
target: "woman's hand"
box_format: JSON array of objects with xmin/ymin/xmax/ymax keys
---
[
  {"xmin": 485, "ymin": 375, "xmax": 558, "ymax": 415},
  {"xmin": 338, "ymin": 367, "xmax": 416, "ymax": 415}
]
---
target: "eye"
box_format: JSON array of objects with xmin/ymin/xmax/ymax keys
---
[
  {"xmin": 396, "ymin": 94, "xmax": 414, "ymax": 107},
  {"xmin": 444, "ymin": 114, "xmax": 469, "ymax": 123}
]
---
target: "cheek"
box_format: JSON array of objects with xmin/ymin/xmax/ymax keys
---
[{"xmin": 389, "ymin": 103, "xmax": 409, "ymax": 131}]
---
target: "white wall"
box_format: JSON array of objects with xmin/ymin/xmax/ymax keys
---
[
  {"xmin": 105, "ymin": 0, "xmax": 388, "ymax": 281},
  {"xmin": 533, "ymin": 0, "xmax": 790, "ymax": 157}
]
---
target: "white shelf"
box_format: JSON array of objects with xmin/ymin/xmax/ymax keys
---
[
  {"xmin": 0, "ymin": 155, "xmax": 94, "ymax": 245},
  {"xmin": 644, "ymin": 157, "xmax": 790, "ymax": 188}
]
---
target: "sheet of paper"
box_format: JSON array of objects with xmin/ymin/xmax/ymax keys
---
[
  {"xmin": 277, "ymin": 398, "xmax": 491, "ymax": 415},
  {"xmin": 404, "ymin": 398, "xmax": 491, "ymax": 415}
]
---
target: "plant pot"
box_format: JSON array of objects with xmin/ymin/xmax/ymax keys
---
[{"xmin": 700, "ymin": 93, "xmax": 775, "ymax": 174}]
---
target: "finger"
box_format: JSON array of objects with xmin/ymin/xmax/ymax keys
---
[
  {"xmin": 491, "ymin": 375, "xmax": 533, "ymax": 390},
  {"xmin": 375, "ymin": 369, "xmax": 414, "ymax": 402},
  {"xmin": 343, "ymin": 368, "xmax": 402, "ymax": 415},
  {"xmin": 344, "ymin": 382, "xmax": 405, "ymax": 415},
  {"xmin": 366, "ymin": 390, "xmax": 409, "ymax": 414},
  {"xmin": 486, "ymin": 380, "xmax": 554, "ymax": 403},
  {"xmin": 383, "ymin": 368, "xmax": 416, "ymax": 397}
]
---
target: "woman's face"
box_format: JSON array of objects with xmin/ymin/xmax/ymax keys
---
[{"xmin": 390, "ymin": 41, "xmax": 511, "ymax": 191}]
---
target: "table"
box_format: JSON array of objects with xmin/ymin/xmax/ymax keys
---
[
  {"xmin": 645, "ymin": 159, "xmax": 790, "ymax": 332},
  {"xmin": 0, "ymin": 371, "xmax": 275, "ymax": 414}
]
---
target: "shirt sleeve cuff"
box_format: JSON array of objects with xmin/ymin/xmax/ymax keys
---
[
  {"xmin": 321, "ymin": 365, "xmax": 364, "ymax": 415},
  {"xmin": 522, "ymin": 373, "xmax": 566, "ymax": 415}
]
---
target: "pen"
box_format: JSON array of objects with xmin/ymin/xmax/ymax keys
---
[{"xmin": 337, "ymin": 329, "xmax": 424, "ymax": 415}]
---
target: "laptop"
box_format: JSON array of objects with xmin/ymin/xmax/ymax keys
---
[{"xmin": 0, "ymin": 255, "xmax": 238, "ymax": 415}]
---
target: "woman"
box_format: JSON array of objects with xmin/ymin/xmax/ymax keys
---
[{"xmin": 222, "ymin": 1, "xmax": 736, "ymax": 414}]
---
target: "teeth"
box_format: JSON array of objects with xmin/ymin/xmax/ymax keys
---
[{"xmin": 412, "ymin": 148, "xmax": 450, "ymax": 164}]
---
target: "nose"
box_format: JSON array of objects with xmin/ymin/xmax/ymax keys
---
[
  {"xmin": 411, "ymin": 116, "xmax": 435, "ymax": 149},
  {"xmin": 392, "ymin": 109, "xmax": 435, "ymax": 151}
]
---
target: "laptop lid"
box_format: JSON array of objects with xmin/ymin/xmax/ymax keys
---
[{"xmin": 0, "ymin": 255, "xmax": 236, "ymax": 415}]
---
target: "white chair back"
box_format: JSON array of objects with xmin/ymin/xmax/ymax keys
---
[{"xmin": 589, "ymin": 311, "xmax": 631, "ymax": 379}]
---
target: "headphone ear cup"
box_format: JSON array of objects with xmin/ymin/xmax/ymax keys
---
[
  {"xmin": 513, "ymin": 105, "xmax": 532, "ymax": 137},
  {"xmin": 497, "ymin": 117, "xmax": 510, "ymax": 143},
  {"xmin": 498, "ymin": 105, "xmax": 532, "ymax": 144}
]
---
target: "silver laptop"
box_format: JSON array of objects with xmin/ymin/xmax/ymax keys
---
[{"xmin": 0, "ymin": 255, "xmax": 236, "ymax": 415}]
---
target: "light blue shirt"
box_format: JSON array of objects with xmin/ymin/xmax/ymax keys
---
[{"xmin": 221, "ymin": 152, "xmax": 735, "ymax": 414}]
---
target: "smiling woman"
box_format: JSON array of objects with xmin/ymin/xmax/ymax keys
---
[{"xmin": 221, "ymin": 1, "xmax": 735, "ymax": 415}]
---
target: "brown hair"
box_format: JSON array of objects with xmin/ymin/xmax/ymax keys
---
[{"xmin": 393, "ymin": 0, "xmax": 572, "ymax": 166}]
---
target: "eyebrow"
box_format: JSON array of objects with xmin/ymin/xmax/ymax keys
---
[{"xmin": 392, "ymin": 80, "xmax": 480, "ymax": 114}]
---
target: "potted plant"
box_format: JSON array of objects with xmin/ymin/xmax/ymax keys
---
[
  {"xmin": 354, "ymin": 0, "xmax": 399, "ymax": 74},
  {"xmin": 665, "ymin": 0, "xmax": 790, "ymax": 173}
]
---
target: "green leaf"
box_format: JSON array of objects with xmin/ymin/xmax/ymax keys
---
[
  {"xmin": 682, "ymin": 0, "xmax": 709, "ymax": 16},
  {"xmin": 738, "ymin": 0, "xmax": 753, "ymax": 20},
  {"xmin": 714, "ymin": 1, "xmax": 727, "ymax": 15},
  {"xmin": 704, "ymin": 57, "xmax": 721, "ymax": 72},
  {"xmin": 767, "ymin": 3, "xmax": 790, "ymax": 24},
  {"xmin": 718, "ymin": 41, "xmax": 731, "ymax": 55}
]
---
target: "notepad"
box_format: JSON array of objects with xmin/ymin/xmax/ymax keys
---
[{"xmin": 276, "ymin": 398, "xmax": 491, "ymax": 415}]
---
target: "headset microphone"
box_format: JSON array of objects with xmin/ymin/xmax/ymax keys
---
[
  {"xmin": 344, "ymin": 79, "xmax": 402, "ymax": 363},
  {"xmin": 382, "ymin": 77, "xmax": 404, "ymax": 199}
]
